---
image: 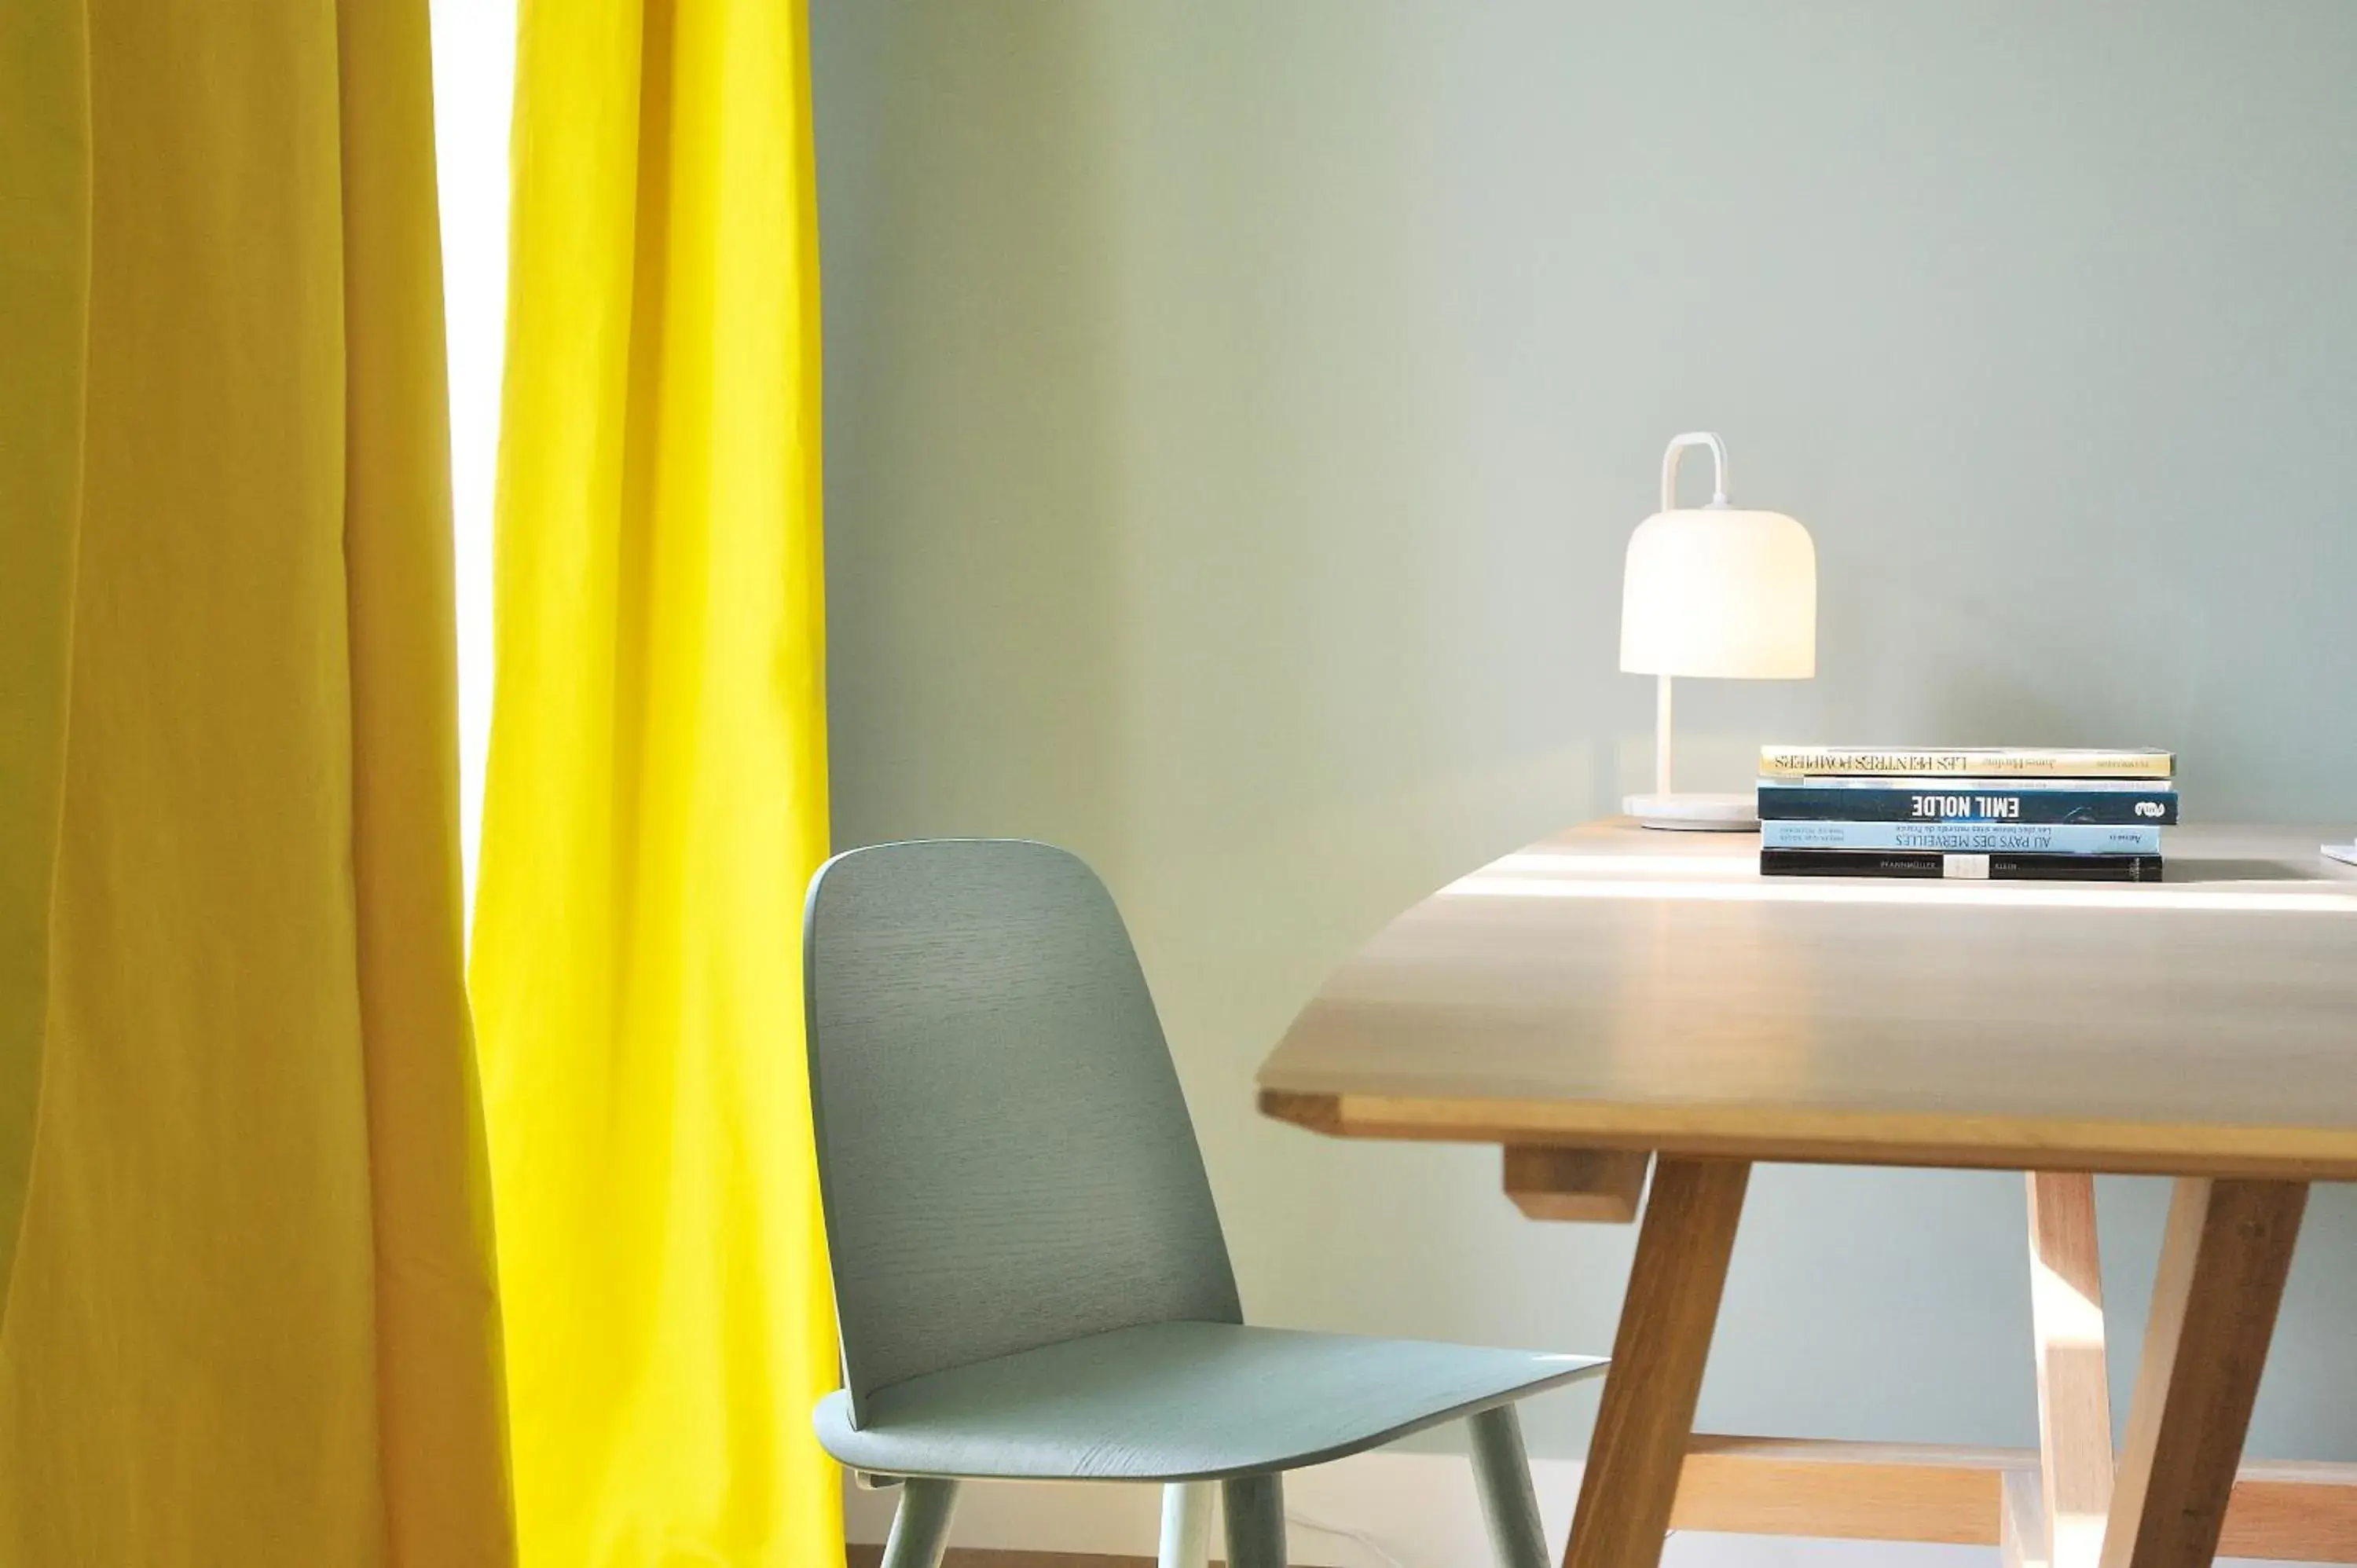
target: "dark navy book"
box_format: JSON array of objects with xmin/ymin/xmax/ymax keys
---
[
  {"xmin": 1757, "ymin": 782, "xmax": 2178, "ymax": 826},
  {"xmin": 1760, "ymin": 849, "xmax": 2166, "ymax": 881}
]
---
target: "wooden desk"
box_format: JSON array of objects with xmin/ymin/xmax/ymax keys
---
[{"xmin": 1259, "ymin": 821, "xmax": 2357, "ymax": 1568}]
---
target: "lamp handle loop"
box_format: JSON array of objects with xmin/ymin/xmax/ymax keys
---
[{"xmin": 1660, "ymin": 431, "xmax": 1728, "ymax": 511}]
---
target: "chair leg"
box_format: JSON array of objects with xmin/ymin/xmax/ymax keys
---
[
  {"xmin": 879, "ymin": 1477, "xmax": 959, "ymax": 1568},
  {"xmin": 1221, "ymin": 1471, "xmax": 1287, "ymax": 1568},
  {"xmin": 1157, "ymin": 1479, "xmax": 1215, "ymax": 1568},
  {"xmin": 1469, "ymin": 1405, "xmax": 1551, "ymax": 1568}
]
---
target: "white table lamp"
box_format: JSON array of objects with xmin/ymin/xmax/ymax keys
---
[{"xmin": 1620, "ymin": 432, "xmax": 1816, "ymax": 830}]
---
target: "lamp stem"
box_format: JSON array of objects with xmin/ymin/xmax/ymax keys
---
[{"xmin": 1655, "ymin": 673, "xmax": 1673, "ymax": 797}]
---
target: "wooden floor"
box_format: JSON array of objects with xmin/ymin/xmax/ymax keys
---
[{"xmin": 847, "ymin": 1552, "xmax": 1140, "ymax": 1567}]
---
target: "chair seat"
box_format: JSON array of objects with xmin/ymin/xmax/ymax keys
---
[{"xmin": 813, "ymin": 1320, "xmax": 1604, "ymax": 1483}]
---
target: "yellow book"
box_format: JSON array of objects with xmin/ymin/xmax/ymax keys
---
[{"xmin": 1759, "ymin": 746, "xmax": 2176, "ymax": 779}]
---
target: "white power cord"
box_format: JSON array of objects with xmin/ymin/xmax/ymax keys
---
[{"xmin": 1285, "ymin": 1508, "xmax": 1410, "ymax": 1568}]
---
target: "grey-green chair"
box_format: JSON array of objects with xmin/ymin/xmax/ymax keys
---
[{"xmin": 803, "ymin": 838, "xmax": 1605, "ymax": 1568}]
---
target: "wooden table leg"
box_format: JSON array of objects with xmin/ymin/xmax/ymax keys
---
[
  {"xmin": 2100, "ymin": 1177, "xmax": 2308, "ymax": 1568},
  {"xmin": 1563, "ymin": 1156, "xmax": 1750, "ymax": 1568},
  {"xmin": 2027, "ymin": 1172, "xmax": 2115, "ymax": 1568},
  {"xmin": 2003, "ymin": 1468, "xmax": 2053, "ymax": 1568}
]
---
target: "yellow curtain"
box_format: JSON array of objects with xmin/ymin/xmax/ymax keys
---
[
  {"xmin": 470, "ymin": 0, "xmax": 840, "ymax": 1562},
  {"xmin": 0, "ymin": 2, "xmax": 515, "ymax": 1564}
]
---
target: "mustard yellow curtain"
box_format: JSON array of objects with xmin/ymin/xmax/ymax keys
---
[
  {"xmin": 469, "ymin": 0, "xmax": 840, "ymax": 1563},
  {"xmin": 0, "ymin": 2, "xmax": 515, "ymax": 1563}
]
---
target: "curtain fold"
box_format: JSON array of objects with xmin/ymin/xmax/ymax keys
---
[
  {"xmin": 0, "ymin": 0, "xmax": 88, "ymax": 1329},
  {"xmin": 471, "ymin": 0, "xmax": 840, "ymax": 1563},
  {"xmin": 0, "ymin": 0, "xmax": 515, "ymax": 1563}
]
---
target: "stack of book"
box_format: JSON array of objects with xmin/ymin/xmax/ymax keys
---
[{"xmin": 1756, "ymin": 746, "xmax": 2178, "ymax": 881}]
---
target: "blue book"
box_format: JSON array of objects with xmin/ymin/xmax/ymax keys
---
[
  {"xmin": 1758, "ymin": 781, "xmax": 2178, "ymax": 826},
  {"xmin": 1761, "ymin": 820, "xmax": 2163, "ymax": 854}
]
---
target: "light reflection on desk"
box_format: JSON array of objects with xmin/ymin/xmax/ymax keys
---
[{"xmin": 1443, "ymin": 849, "xmax": 2357, "ymax": 916}]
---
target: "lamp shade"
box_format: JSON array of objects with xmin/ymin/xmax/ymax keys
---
[{"xmin": 1619, "ymin": 505, "xmax": 1816, "ymax": 679}]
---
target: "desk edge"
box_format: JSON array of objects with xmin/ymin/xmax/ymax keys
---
[{"xmin": 1259, "ymin": 1089, "xmax": 2357, "ymax": 1180}]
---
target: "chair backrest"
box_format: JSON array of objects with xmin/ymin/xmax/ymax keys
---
[{"xmin": 803, "ymin": 838, "xmax": 1241, "ymax": 1424}]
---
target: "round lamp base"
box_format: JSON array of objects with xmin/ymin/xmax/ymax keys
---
[{"xmin": 1624, "ymin": 791, "xmax": 1758, "ymax": 831}]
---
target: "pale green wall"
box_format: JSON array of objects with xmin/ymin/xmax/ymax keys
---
[{"xmin": 809, "ymin": 2, "xmax": 2357, "ymax": 1460}]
